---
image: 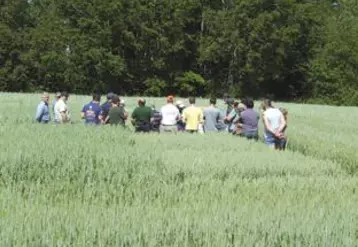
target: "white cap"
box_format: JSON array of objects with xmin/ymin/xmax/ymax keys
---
[
  {"xmin": 176, "ymin": 100, "xmax": 185, "ymax": 108},
  {"xmin": 120, "ymin": 99, "xmax": 125, "ymax": 104}
]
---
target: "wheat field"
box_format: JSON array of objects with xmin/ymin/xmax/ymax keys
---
[{"xmin": 0, "ymin": 93, "xmax": 357, "ymax": 246}]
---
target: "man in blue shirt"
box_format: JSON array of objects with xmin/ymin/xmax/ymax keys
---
[
  {"xmin": 81, "ymin": 93, "xmax": 102, "ymax": 125},
  {"xmin": 99, "ymin": 92, "xmax": 114, "ymax": 124},
  {"xmin": 35, "ymin": 92, "xmax": 51, "ymax": 123}
]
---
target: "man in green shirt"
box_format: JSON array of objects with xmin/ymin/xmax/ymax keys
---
[
  {"xmin": 131, "ymin": 98, "xmax": 152, "ymax": 132},
  {"xmin": 106, "ymin": 95, "xmax": 127, "ymax": 126}
]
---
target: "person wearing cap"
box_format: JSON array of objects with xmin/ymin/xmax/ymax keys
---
[
  {"xmin": 52, "ymin": 92, "xmax": 61, "ymax": 119},
  {"xmin": 175, "ymin": 100, "xmax": 186, "ymax": 132},
  {"xmin": 203, "ymin": 97, "xmax": 221, "ymax": 133},
  {"xmin": 81, "ymin": 93, "xmax": 102, "ymax": 125},
  {"xmin": 160, "ymin": 96, "xmax": 180, "ymax": 133},
  {"xmin": 99, "ymin": 92, "xmax": 114, "ymax": 124},
  {"xmin": 182, "ymin": 97, "xmax": 203, "ymax": 133},
  {"xmin": 225, "ymin": 101, "xmax": 246, "ymax": 134},
  {"xmin": 54, "ymin": 92, "xmax": 71, "ymax": 124},
  {"xmin": 106, "ymin": 95, "xmax": 127, "ymax": 126},
  {"xmin": 35, "ymin": 92, "xmax": 51, "ymax": 124},
  {"xmin": 131, "ymin": 98, "xmax": 152, "ymax": 132}
]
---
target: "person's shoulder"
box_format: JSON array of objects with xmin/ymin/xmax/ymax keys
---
[
  {"xmin": 101, "ymin": 102, "xmax": 109, "ymax": 108},
  {"xmin": 172, "ymin": 104, "xmax": 180, "ymax": 112},
  {"xmin": 55, "ymin": 100, "xmax": 63, "ymax": 107},
  {"xmin": 93, "ymin": 102, "xmax": 101, "ymax": 109}
]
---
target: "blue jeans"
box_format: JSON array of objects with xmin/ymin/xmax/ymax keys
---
[
  {"xmin": 241, "ymin": 130, "xmax": 258, "ymax": 140},
  {"xmin": 265, "ymin": 132, "xmax": 284, "ymax": 148}
]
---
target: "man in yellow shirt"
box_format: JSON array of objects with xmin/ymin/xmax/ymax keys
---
[{"xmin": 183, "ymin": 97, "xmax": 203, "ymax": 133}]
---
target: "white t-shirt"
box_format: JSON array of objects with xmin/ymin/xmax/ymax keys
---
[
  {"xmin": 160, "ymin": 104, "xmax": 180, "ymax": 125},
  {"xmin": 264, "ymin": 108, "xmax": 282, "ymax": 132},
  {"xmin": 54, "ymin": 99, "xmax": 69, "ymax": 123}
]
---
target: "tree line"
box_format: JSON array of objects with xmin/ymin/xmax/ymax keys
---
[{"xmin": 0, "ymin": 0, "xmax": 357, "ymax": 105}]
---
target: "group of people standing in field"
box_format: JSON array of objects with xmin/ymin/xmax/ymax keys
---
[{"xmin": 35, "ymin": 92, "xmax": 288, "ymax": 150}]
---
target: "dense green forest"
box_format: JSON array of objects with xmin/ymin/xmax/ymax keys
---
[{"xmin": 0, "ymin": 0, "xmax": 357, "ymax": 104}]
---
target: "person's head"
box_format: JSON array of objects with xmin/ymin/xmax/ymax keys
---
[
  {"xmin": 92, "ymin": 93, "xmax": 101, "ymax": 103},
  {"xmin": 226, "ymin": 98, "xmax": 234, "ymax": 106},
  {"xmin": 166, "ymin": 95, "xmax": 174, "ymax": 104},
  {"xmin": 233, "ymin": 101, "xmax": 239, "ymax": 108},
  {"xmin": 41, "ymin": 92, "xmax": 50, "ymax": 104},
  {"xmin": 107, "ymin": 92, "xmax": 114, "ymax": 102},
  {"xmin": 176, "ymin": 100, "xmax": 185, "ymax": 109},
  {"xmin": 138, "ymin": 98, "xmax": 146, "ymax": 106},
  {"xmin": 210, "ymin": 97, "xmax": 217, "ymax": 105},
  {"xmin": 61, "ymin": 92, "xmax": 69, "ymax": 102},
  {"xmin": 261, "ymin": 98, "xmax": 273, "ymax": 111},
  {"xmin": 55, "ymin": 92, "xmax": 61, "ymax": 100},
  {"xmin": 244, "ymin": 98, "xmax": 254, "ymax": 109},
  {"xmin": 189, "ymin": 97, "xmax": 196, "ymax": 105},
  {"xmin": 111, "ymin": 95, "xmax": 120, "ymax": 106},
  {"xmin": 238, "ymin": 103, "xmax": 246, "ymax": 112}
]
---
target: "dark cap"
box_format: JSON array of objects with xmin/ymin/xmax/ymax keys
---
[
  {"xmin": 107, "ymin": 92, "xmax": 114, "ymax": 100},
  {"xmin": 112, "ymin": 94, "xmax": 120, "ymax": 104},
  {"xmin": 226, "ymin": 98, "xmax": 234, "ymax": 104},
  {"xmin": 61, "ymin": 91, "xmax": 69, "ymax": 98}
]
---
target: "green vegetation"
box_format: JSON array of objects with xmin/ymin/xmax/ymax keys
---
[
  {"xmin": 1, "ymin": 0, "xmax": 358, "ymax": 105},
  {"xmin": 0, "ymin": 93, "xmax": 358, "ymax": 246}
]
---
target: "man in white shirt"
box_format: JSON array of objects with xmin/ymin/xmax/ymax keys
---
[
  {"xmin": 54, "ymin": 92, "xmax": 71, "ymax": 124},
  {"xmin": 160, "ymin": 95, "xmax": 180, "ymax": 133}
]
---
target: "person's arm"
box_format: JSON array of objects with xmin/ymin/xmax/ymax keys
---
[
  {"xmin": 277, "ymin": 112, "xmax": 287, "ymax": 133},
  {"xmin": 263, "ymin": 112, "xmax": 275, "ymax": 134},
  {"xmin": 35, "ymin": 104, "xmax": 44, "ymax": 122},
  {"xmin": 119, "ymin": 107, "xmax": 127, "ymax": 120},
  {"xmin": 199, "ymin": 109, "xmax": 204, "ymax": 124},
  {"xmin": 81, "ymin": 105, "xmax": 86, "ymax": 119},
  {"xmin": 131, "ymin": 109, "xmax": 137, "ymax": 125},
  {"xmin": 216, "ymin": 111, "xmax": 221, "ymax": 124},
  {"xmin": 60, "ymin": 112, "xmax": 68, "ymax": 123},
  {"xmin": 104, "ymin": 115, "xmax": 110, "ymax": 124},
  {"xmin": 175, "ymin": 108, "xmax": 180, "ymax": 121},
  {"xmin": 182, "ymin": 109, "xmax": 187, "ymax": 123},
  {"xmin": 99, "ymin": 108, "xmax": 104, "ymax": 121},
  {"xmin": 59, "ymin": 104, "xmax": 68, "ymax": 123},
  {"xmin": 225, "ymin": 109, "xmax": 236, "ymax": 122}
]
